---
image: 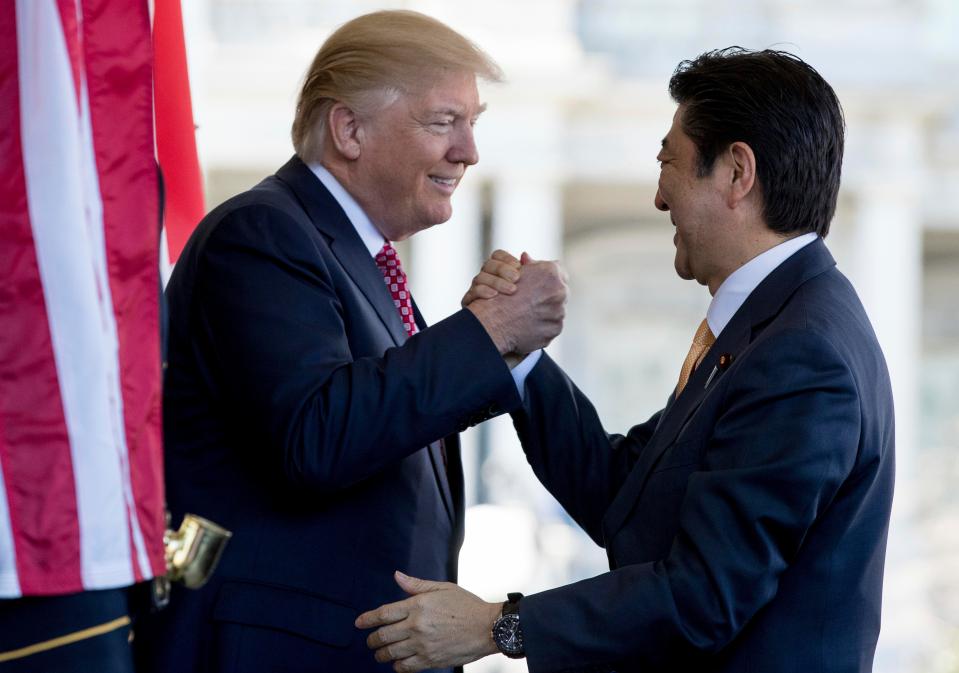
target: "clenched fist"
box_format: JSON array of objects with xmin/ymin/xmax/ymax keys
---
[{"xmin": 465, "ymin": 250, "xmax": 568, "ymax": 356}]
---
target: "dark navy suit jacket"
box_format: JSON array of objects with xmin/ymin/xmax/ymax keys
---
[
  {"xmin": 512, "ymin": 239, "xmax": 895, "ymax": 673},
  {"xmin": 135, "ymin": 157, "xmax": 519, "ymax": 673}
]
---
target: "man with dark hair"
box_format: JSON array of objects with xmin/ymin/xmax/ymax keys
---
[
  {"xmin": 668, "ymin": 47, "xmax": 844, "ymax": 238},
  {"xmin": 359, "ymin": 48, "xmax": 894, "ymax": 673}
]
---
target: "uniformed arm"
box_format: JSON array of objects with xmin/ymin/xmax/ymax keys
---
[
  {"xmin": 518, "ymin": 328, "xmax": 862, "ymax": 672},
  {"xmin": 190, "ymin": 204, "xmax": 528, "ymax": 493}
]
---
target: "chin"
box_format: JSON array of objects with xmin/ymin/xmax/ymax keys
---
[{"xmin": 431, "ymin": 203, "xmax": 454, "ymax": 224}]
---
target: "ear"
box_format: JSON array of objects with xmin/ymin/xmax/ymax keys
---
[
  {"xmin": 726, "ymin": 141, "xmax": 757, "ymax": 209},
  {"xmin": 327, "ymin": 102, "xmax": 362, "ymax": 161}
]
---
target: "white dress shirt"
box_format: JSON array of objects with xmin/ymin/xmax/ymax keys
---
[
  {"xmin": 308, "ymin": 162, "xmax": 539, "ymax": 396},
  {"xmin": 706, "ymin": 232, "xmax": 818, "ymax": 338}
]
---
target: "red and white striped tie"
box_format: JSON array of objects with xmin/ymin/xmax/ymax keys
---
[{"xmin": 375, "ymin": 242, "xmax": 418, "ymax": 337}]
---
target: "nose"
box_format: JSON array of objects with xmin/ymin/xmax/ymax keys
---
[
  {"xmin": 448, "ymin": 124, "xmax": 479, "ymax": 167},
  {"xmin": 654, "ymin": 187, "xmax": 669, "ymax": 212}
]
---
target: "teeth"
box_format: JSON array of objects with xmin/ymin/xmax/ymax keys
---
[{"xmin": 430, "ymin": 177, "xmax": 455, "ymax": 186}]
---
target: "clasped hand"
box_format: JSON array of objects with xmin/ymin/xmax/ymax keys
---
[{"xmin": 462, "ymin": 250, "xmax": 568, "ymax": 357}]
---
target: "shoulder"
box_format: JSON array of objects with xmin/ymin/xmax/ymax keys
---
[
  {"xmin": 779, "ymin": 267, "xmax": 889, "ymax": 389},
  {"xmin": 167, "ymin": 182, "xmax": 339, "ymax": 305},
  {"xmin": 206, "ymin": 178, "xmax": 313, "ymax": 235},
  {"xmin": 188, "ymin": 179, "xmax": 332, "ymax": 264}
]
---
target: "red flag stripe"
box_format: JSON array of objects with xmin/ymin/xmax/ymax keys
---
[
  {"xmin": 0, "ymin": 1, "xmax": 82, "ymax": 597},
  {"xmin": 154, "ymin": 0, "xmax": 205, "ymax": 262},
  {"xmin": 82, "ymin": 0, "xmax": 165, "ymax": 581}
]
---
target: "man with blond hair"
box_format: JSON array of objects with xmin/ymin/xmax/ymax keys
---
[{"xmin": 134, "ymin": 11, "xmax": 567, "ymax": 673}]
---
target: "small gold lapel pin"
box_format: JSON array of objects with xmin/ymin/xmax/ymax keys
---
[{"xmin": 705, "ymin": 353, "xmax": 736, "ymax": 390}]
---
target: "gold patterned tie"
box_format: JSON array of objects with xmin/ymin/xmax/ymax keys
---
[{"xmin": 676, "ymin": 318, "xmax": 716, "ymax": 395}]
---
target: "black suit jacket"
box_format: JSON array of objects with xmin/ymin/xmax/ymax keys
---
[
  {"xmin": 136, "ymin": 157, "xmax": 520, "ymax": 673},
  {"xmin": 512, "ymin": 239, "xmax": 895, "ymax": 673}
]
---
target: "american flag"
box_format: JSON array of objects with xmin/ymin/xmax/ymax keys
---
[{"xmin": 0, "ymin": 0, "xmax": 199, "ymax": 597}]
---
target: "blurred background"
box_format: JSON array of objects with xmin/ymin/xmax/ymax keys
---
[{"xmin": 178, "ymin": 1, "xmax": 959, "ymax": 670}]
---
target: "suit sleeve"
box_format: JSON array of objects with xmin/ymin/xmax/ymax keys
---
[
  {"xmin": 189, "ymin": 203, "xmax": 520, "ymax": 493},
  {"xmin": 518, "ymin": 329, "xmax": 862, "ymax": 673},
  {"xmin": 511, "ymin": 353, "xmax": 664, "ymax": 545}
]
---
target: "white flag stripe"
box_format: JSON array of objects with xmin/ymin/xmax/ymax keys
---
[
  {"xmin": 0, "ymin": 451, "xmax": 21, "ymax": 597},
  {"xmin": 16, "ymin": 0, "xmax": 135, "ymax": 589}
]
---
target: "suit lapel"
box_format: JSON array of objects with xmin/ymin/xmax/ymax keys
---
[
  {"xmin": 275, "ymin": 157, "xmax": 408, "ymax": 346},
  {"xmin": 602, "ymin": 238, "xmax": 838, "ymax": 544},
  {"xmin": 275, "ymin": 157, "xmax": 457, "ymax": 520}
]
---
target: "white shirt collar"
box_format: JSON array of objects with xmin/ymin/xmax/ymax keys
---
[
  {"xmin": 706, "ymin": 232, "xmax": 818, "ymax": 337},
  {"xmin": 307, "ymin": 162, "xmax": 386, "ymax": 257}
]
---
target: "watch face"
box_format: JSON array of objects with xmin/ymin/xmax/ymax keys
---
[{"xmin": 492, "ymin": 613, "xmax": 524, "ymax": 657}]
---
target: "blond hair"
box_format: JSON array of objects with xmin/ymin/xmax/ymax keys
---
[{"xmin": 292, "ymin": 10, "xmax": 503, "ymax": 162}]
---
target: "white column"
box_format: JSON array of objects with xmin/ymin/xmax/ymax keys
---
[
  {"xmin": 491, "ymin": 175, "xmax": 563, "ymax": 262},
  {"xmin": 846, "ymin": 118, "xmax": 932, "ymax": 673}
]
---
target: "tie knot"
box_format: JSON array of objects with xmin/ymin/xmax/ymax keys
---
[
  {"xmin": 675, "ymin": 318, "xmax": 716, "ymax": 395},
  {"xmin": 693, "ymin": 318, "xmax": 716, "ymax": 349},
  {"xmin": 375, "ymin": 241, "xmax": 400, "ymax": 267}
]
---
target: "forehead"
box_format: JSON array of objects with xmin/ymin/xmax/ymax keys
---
[
  {"xmin": 660, "ymin": 105, "xmax": 694, "ymax": 155},
  {"xmin": 408, "ymin": 70, "xmax": 482, "ymax": 114}
]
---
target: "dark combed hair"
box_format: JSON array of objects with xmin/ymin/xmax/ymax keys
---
[{"xmin": 668, "ymin": 47, "xmax": 845, "ymax": 238}]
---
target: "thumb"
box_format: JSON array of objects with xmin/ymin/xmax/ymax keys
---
[
  {"xmin": 395, "ymin": 570, "xmax": 443, "ymax": 595},
  {"xmin": 520, "ymin": 251, "xmax": 536, "ymax": 265}
]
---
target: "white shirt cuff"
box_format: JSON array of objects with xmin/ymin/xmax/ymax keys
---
[{"xmin": 510, "ymin": 349, "xmax": 543, "ymax": 400}]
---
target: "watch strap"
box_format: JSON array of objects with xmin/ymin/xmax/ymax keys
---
[{"xmin": 502, "ymin": 592, "xmax": 524, "ymax": 616}]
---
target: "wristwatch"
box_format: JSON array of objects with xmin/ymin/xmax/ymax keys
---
[{"xmin": 491, "ymin": 592, "xmax": 525, "ymax": 659}]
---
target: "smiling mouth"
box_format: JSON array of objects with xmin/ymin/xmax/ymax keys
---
[{"xmin": 429, "ymin": 176, "xmax": 458, "ymax": 189}]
